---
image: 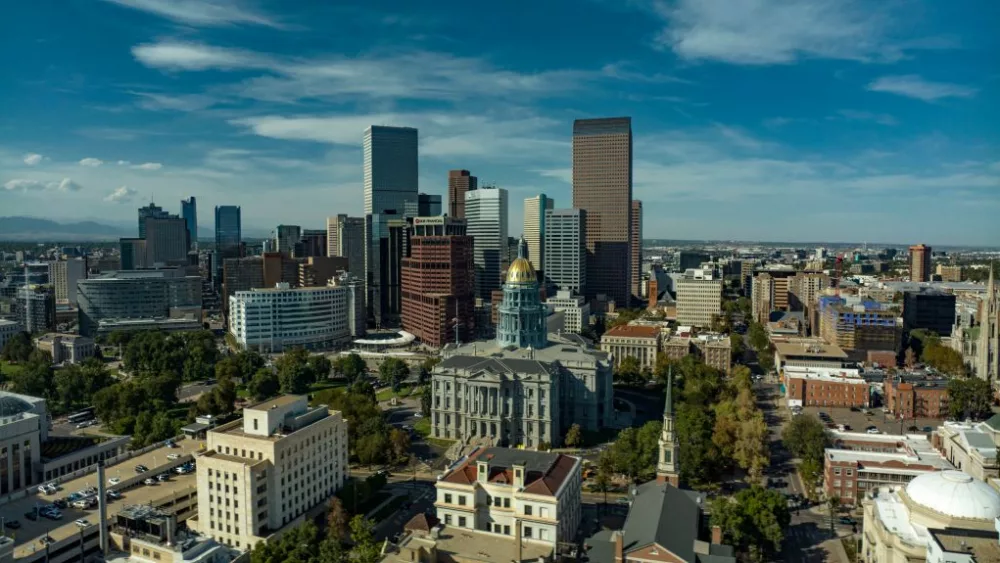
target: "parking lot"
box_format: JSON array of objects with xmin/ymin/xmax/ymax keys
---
[
  {"xmin": 3, "ymin": 438, "xmax": 202, "ymax": 558},
  {"xmin": 796, "ymin": 405, "xmax": 941, "ymax": 436}
]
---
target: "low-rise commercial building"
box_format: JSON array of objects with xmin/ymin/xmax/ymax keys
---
[
  {"xmin": 34, "ymin": 333, "xmax": 95, "ymax": 364},
  {"xmin": 784, "ymin": 365, "xmax": 870, "ymax": 408},
  {"xmin": 934, "ymin": 417, "xmax": 1000, "ymax": 481},
  {"xmin": 77, "ymin": 269, "xmax": 202, "ymax": 337},
  {"xmin": 434, "ymin": 447, "xmax": 581, "ymax": 550},
  {"xmin": 197, "ymin": 394, "xmax": 348, "ymax": 550},
  {"xmin": 601, "ymin": 324, "xmax": 661, "ymax": 370},
  {"xmin": 545, "ymin": 290, "xmax": 590, "ymax": 334},
  {"xmin": 824, "ymin": 431, "xmax": 954, "ymax": 505},
  {"xmin": 0, "ymin": 392, "xmax": 46, "ymax": 494},
  {"xmin": 883, "ymin": 372, "xmax": 949, "ymax": 419},
  {"xmin": 228, "ymin": 282, "xmax": 351, "ymax": 352},
  {"xmin": 109, "ymin": 505, "xmax": 235, "ymax": 563},
  {"xmin": 773, "ymin": 337, "xmax": 849, "ymax": 369}
]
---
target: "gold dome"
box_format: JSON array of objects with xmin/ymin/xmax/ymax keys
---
[{"xmin": 506, "ymin": 257, "xmax": 537, "ymax": 284}]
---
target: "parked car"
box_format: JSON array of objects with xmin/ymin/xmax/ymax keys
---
[
  {"xmin": 144, "ymin": 478, "xmax": 157, "ymax": 486},
  {"xmin": 106, "ymin": 490, "xmax": 121, "ymax": 500},
  {"xmin": 5, "ymin": 519, "xmax": 21, "ymax": 529},
  {"xmin": 72, "ymin": 499, "xmax": 91, "ymax": 509},
  {"xmin": 907, "ymin": 425, "xmax": 919, "ymax": 432},
  {"xmin": 135, "ymin": 465, "xmax": 149, "ymax": 473},
  {"xmin": 838, "ymin": 516, "xmax": 856, "ymax": 525},
  {"xmin": 24, "ymin": 511, "xmax": 37, "ymax": 521},
  {"xmin": 923, "ymin": 426, "xmax": 933, "ymax": 432},
  {"xmin": 157, "ymin": 473, "xmax": 170, "ymax": 482},
  {"xmin": 167, "ymin": 453, "xmax": 180, "ymax": 460},
  {"xmin": 75, "ymin": 519, "xmax": 91, "ymax": 528},
  {"xmin": 108, "ymin": 477, "xmax": 121, "ymax": 485},
  {"xmin": 53, "ymin": 499, "xmax": 68, "ymax": 509},
  {"xmin": 866, "ymin": 426, "xmax": 880, "ymax": 434},
  {"xmin": 41, "ymin": 510, "xmax": 62, "ymax": 520}
]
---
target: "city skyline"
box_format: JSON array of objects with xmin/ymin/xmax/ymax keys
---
[{"xmin": 0, "ymin": 0, "xmax": 997, "ymax": 245}]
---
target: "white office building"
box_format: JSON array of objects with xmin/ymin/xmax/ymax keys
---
[
  {"xmin": 545, "ymin": 289, "xmax": 590, "ymax": 333},
  {"xmin": 48, "ymin": 258, "xmax": 87, "ymax": 304},
  {"xmin": 543, "ymin": 209, "xmax": 586, "ymax": 296},
  {"xmin": 363, "ymin": 125, "xmax": 418, "ymax": 215},
  {"xmin": 675, "ymin": 268, "xmax": 723, "ymax": 328},
  {"xmin": 523, "ymin": 194, "xmax": 553, "ymax": 272},
  {"xmin": 326, "ymin": 214, "xmax": 365, "ymax": 276},
  {"xmin": 435, "ymin": 448, "xmax": 582, "ymax": 550},
  {"xmin": 0, "ymin": 392, "xmax": 47, "ymax": 494},
  {"xmin": 228, "ymin": 283, "xmax": 351, "ymax": 352},
  {"xmin": 466, "ymin": 187, "xmax": 509, "ymax": 300},
  {"xmin": 197, "ymin": 395, "xmax": 348, "ymax": 550}
]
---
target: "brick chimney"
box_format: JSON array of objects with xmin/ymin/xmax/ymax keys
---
[{"xmin": 711, "ymin": 525, "xmax": 723, "ymax": 545}]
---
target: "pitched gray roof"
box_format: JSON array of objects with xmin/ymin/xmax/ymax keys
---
[
  {"xmin": 438, "ymin": 355, "xmax": 553, "ymax": 377},
  {"xmin": 985, "ymin": 414, "xmax": 1000, "ymax": 431}
]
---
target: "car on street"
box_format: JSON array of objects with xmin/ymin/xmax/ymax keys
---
[
  {"xmin": 908, "ymin": 425, "xmax": 919, "ymax": 431},
  {"xmin": 866, "ymin": 426, "xmax": 880, "ymax": 434},
  {"xmin": 144, "ymin": 478, "xmax": 157, "ymax": 486},
  {"xmin": 75, "ymin": 518, "xmax": 91, "ymax": 527},
  {"xmin": 108, "ymin": 477, "xmax": 121, "ymax": 485},
  {"xmin": 53, "ymin": 498, "xmax": 68, "ymax": 509},
  {"xmin": 24, "ymin": 511, "xmax": 37, "ymax": 521},
  {"xmin": 135, "ymin": 465, "xmax": 149, "ymax": 473},
  {"xmin": 4, "ymin": 519, "xmax": 21, "ymax": 529},
  {"xmin": 107, "ymin": 490, "xmax": 121, "ymax": 500},
  {"xmin": 41, "ymin": 509, "xmax": 62, "ymax": 520},
  {"xmin": 923, "ymin": 426, "xmax": 933, "ymax": 432}
]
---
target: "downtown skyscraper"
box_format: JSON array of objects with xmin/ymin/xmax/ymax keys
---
[
  {"xmin": 363, "ymin": 125, "xmax": 418, "ymax": 215},
  {"xmin": 447, "ymin": 169, "xmax": 477, "ymax": 219},
  {"xmin": 523, "ymin": 194, "xmax": 554, "ymax": 274},
  {"xmin": 181, "ymin": 197, "xmax": 197, "ymax": 250},
  {"xmin": 572, "ymin": 117, "xmax": 633, "ymax": 307},
  {"xmin": 466, "ymin": 187, "xmax": 509, "ymax": 300}
]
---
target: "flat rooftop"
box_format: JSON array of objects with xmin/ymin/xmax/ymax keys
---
[
  {"xmin": 603, "ymin": 325, "xmax": 660, "ymax": 338},
  {"xmin": 245, "ymin": 394, "xmax": 304, "ymax": 412},
  {"xmin": 773, "ymin": 338, "xmax": 848, "ymax": 359},
  {"xmin": 931, "ymin": 528, "xmax": 1000, "ymax": 563},
  {"xmin": 8, "ymin": 438, "xmax": 202, "ymax": 559}
]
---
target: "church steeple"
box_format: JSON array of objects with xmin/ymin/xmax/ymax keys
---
[{"xmin": 656, "ymin": 366, "xmax": 680, "ymax": 486}]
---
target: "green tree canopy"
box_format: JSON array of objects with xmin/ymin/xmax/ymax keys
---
[
  {"xmin": 948, "ymin": 378, "xmax": 993, "ymax": 420},
  {"xmin": 248, "ymin": 368, "xmax": 280, "ymax": 402},
  {"xmin": 1, "ymin": 331, "xmax": 33, "ymax": 363},
  {"xmin": 276, "ymin": 347, "xmax": 315, "ymax": 394},
  {"xmin": 333, "ymin": 353, "xmax": 367, "ymax": 383},
  {"xmin": 615, "ymin": 356, "xmax": 644, "ymax": 386},
  {"xmin": 712, "ymin": 486, "xmax": 791, "ymax": 561},
  {"xmin": 378, "ymin": 357, "xmax": 410, "ymax": 390}
]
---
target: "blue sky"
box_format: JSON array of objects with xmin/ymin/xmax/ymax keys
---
[{"xmin": 1, "ymin": 0, "xmax": 997, "ymax": 245}]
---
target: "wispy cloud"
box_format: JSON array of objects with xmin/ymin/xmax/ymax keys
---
[
  {"xmin": 132, "ymin": 162, "xmax": 163, "ymax": 170},
  {"xmin": 867, "ymin": 75, "xmax": 977, "ymax": 102},
  {"xmin": 834, "ymin": 109, "xmax": 898, "ymax": 126},
  {"xmin": 4, "ymin": 178, "xmax": 82, "ymax": 192},
  {"xmin": 130, "ymin": 91, "xmax": 217, "ymax": 112},
  {"xmin": 23, "ymin": 153, "xmax": 43, "ymax": 166},
  {"xmin": 644, "ymin": 0, "xmax": 951, "ymax": 65},
  {"xmin": 132, "ymin": 40, "xmax": 677, "ymax": 104},
  {"xmin": 79, "ymin": 157, "xmax": 104, "ymax": 167},
  {"xmin": 104, "ymin": 186, "xmax": 137, "ymax": 203},
  {"xmin": 99, "ymin": 0, "xmax": 286, "ymax": 28}
]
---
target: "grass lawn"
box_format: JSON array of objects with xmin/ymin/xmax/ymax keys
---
[
  {"xmin": 376, "ymin": 384, "xmax": 422, "ymax": 402},
  {"xmin": 371, "ymin": 495, "xmax": 407, "ymax": 521},
  {"xmin": 0, "ymin": 361, "xmax": 26, "ymax": 379},
  {"xmin": 413, "ymin": 417, "xmax": 431, "ymax": 437},
  {"xmin": 841, "ymin": 538, "xmax": 858, "ymax": 562},
  {"xmin": 427, "ymin": 437, "xmax": 456, "ymax": 449},
  {"xmin": 350, "ymin": 491, "xmax": 392, "ymax": 517}
]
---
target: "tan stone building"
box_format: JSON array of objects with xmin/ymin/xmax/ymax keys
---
[
  {"xmin": 34, "ymin": 333, "xmax": 95, "ymax": 364},
  {"xmin": 196, "ymin": 395, "xmax": 348, "ymax": 550},
  {"xmin": 601, "ymin": 324, "xmax": 660, "ymax": 370},
  {"xmin": 692, "ymin": 335, "xmax": 732, "ymax": 375}
]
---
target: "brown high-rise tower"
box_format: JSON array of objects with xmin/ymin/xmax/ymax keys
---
[
  {"xmin": 909, "ymin": 244, "xmax": 931, "ymax": 282},
  {"xmin": 401, "ymin": 217, "xmax": 475, "ymax": 347},
  {"xmin": 447, "ymin": 170, "xmax": 477, "ymax": 219},
  {"xmin": 631, "ymin": 199, "xmax": 642, "ymax": 303},
  {"xmin": 572, "ymin": 117, "xmax": 633, "ymax": 307}
]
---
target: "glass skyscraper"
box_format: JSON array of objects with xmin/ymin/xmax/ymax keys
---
[
  {"xmin": 215, "ymin": 205, "xmax": 242, "ymax": 262},
  {"xmin": 363, "ymin": 125, "xmax": 418, "ymax": 215},
  {"xmin": 181, "ymin": 197, "xmax": 197, "ymax": 250}
]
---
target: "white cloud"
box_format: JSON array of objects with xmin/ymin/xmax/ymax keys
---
[
  {"xmin": 867, "ymin": 75, "xmax": 977, "ymax": 102},
  {"xmin": 79, "ymin": 157, "xmax": 104, "ymax": 167},
  {"xmin": 646, "ymin": 0, "xmax": 949, "ymax": 65},
  {"xmin": 131, "ymin": 91, "xmax": 217, "ymax": 112},
  {"xmin": 133, "ymin": 162, "xmax": 163, "ymax": 170},
  {"xmin": 835, "ymin": 110, "xmax": 898, "ymax": 126},
  {"xmin": 3, "ymin": 177, "xmax": 82, "ymax": 192},
  {"xmin": 23, "ymin": 153, "xmax": 43, "ymax": 166},
  {"xmin": 117, "ymin": 160, "xmax": 130, "ymax": 166},
  {"xmin": 99, "ymin": 0, "xmax": 285, "ymax": 28},
  {"xmin": 132, "ymin": 40, "xmax": 671, "ymax": 104},
  {"xmin": 231, "ymin": 113, "xmax": 566, "ymax": 160},
  {"xmin": 104, "ymin": 186, "xmax": 137, "ymax": 203}
]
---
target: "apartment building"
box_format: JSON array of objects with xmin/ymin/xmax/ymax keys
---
[
  {"xmin": 544, "ymin": 289, "xmax": 590, "ymax": 334},
  {"xmin": 601, "ymin": 324, "xmax": 660, "ymax": 370},
  {"xmin": 48, "ymin": 258, "xmax": 87, "ymax": 304},
  {"xmin": 909, "ymin": 244, "xmax": 931, "ymax": 282},
  {"xmin": 883, "ymin": 372, "xmax": 949, "ymax": 419},
  {"xmin": 675, "ymin": 269, "xmax": 723, "ymax": 328},
  {"xmin": 783, "ymin": 365, "xmax": 871, "ymax": 408},
  {"xmin": 197, "ymin": 395, "xmax": 348, "ymax": 550},
  {"xmin": 434, "ymin": 447, "xmax": 582, "ymax": 550},
  {"xmin": 817, "ymin": 296, "xmax": 902, "ymax": 360},
  {"xmin": 692, "ymin": 334, "xmax": 732, "ymax": 375},
  {"xmin": 228, "ymin": 283, "xmax": 351, "ymax": 352},
  {"xmin": 936, "ymin": 264, "xmax": 963, "ymax": 282}
]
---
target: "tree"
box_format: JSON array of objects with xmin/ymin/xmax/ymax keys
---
[
  {"xmin": 276, "ymin": 347, "xmax": 314, "ymax": 394},
  {"xmin": 54, "ymin": 359, "xmax": 113, "ymax": 412},
  {"xmin": 349, "ymin": 516, "xmax": 381, "ymax": 563},
  {"xmin": 948, "ymin": 378, "xmax": 994, "ymax": 420},
  {"xmin": 418, "ymin": 357, "xmax": 441, "ymax": 383},
  {"xmin": 615, "ymin": 356, "xmax": 643, "ymax": 386},
  {"xmin": 308, "ymin": 355, "xmax": 332, "ymax": 382},
  {"xmin": 214, "ymin": 355, "xmax": 242, "ymax": 382},
  {"xmin": 10, "ymin": 352, "xmax": 54, "ymax": 398},
  {"xmin": 734, "ymin": 411, "xmax": 770, "ymax": 482},
  {"xmin": 0, "ymin": 331, "xmax": 33, "ymax": 362},
  {"xmin": 378, "ymin": 357, "xmax": 410, "ymax": 390},
  {"xmin": 607, "ymin": 421, "xmax": 662, "ymax": 481},
  {"xmin": 748, "ymin": 322, "xmax": 769, "ymax": 353},
  {"xmin": 595, "ymin": 452, "xmax": 613, "ymax": 507},
  {"xmin": 420, "ymin": 385, "xmax": 432, "ymax": 417},
  {"xmin": 730, "ymin": 333, "xmax": 746, "ymax": 362},
  {"xmin": 248, "ymin": 368, "xmax": 280, "ymax": 401},
  {"xmin": 782, "ymin": 414, "xmax": 829, "ymax": 463},
  {"xmin": 389, "ymin": 428, "xmax": 411, "ymax": 462},
  {"xmin": 923, "ymin": 344, "xmax": 966, "ymax": 377},
  {"xmin": 712, "ymin": 486, "xmax": 790, "ymax": 562},
  {"xmin": 798, "ymin": 457, "xmax": 823, "ymax": 497},
  {"xmin": 326, "ymin": 496, "xmax": 349, "ymax": 540},
  {"xmin": 334, "ymin": 353, "xmax": 367, "ymax": 383},
  {"xmin": 565, "ymin": 423, "xmax": 583, "ymax": 448}
]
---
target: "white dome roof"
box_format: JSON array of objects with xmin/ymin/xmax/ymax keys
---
[{"xmin": 905, "ymin": 470, "xmax": 1000, "ymax": 520}]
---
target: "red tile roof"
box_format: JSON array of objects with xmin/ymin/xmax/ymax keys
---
[
  {"xmin": 440, "ymin": 448, "xmax": 578, "ymax": 497},
  {"xmin": 604, "ymin": 324, "xmax": 660, "ymax": 338}
]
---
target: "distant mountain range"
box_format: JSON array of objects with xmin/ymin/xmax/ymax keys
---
[
  {"xmin": 0, "ymin": 217, "xmax": 272, "ymax": 242},
  {"xmin": 0, "ymin": 217, "xmax": 131, "ymax": 241}
]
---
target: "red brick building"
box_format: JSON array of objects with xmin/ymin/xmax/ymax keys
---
[
  {"xmin": 883, "ymin": 373, "xmax": 950, "ymax": 419},
  {"xmin": 785, "ymin": 370, "xmax": 871, "ymax": 408},
  {"xmin": 400, "ymin": 218, "xmax": 475, "ymax": 348}
]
